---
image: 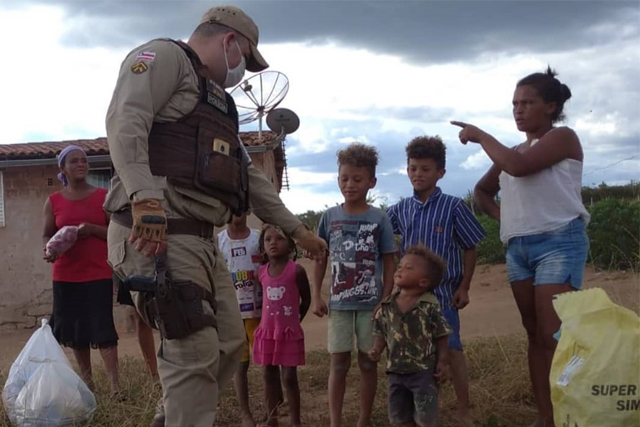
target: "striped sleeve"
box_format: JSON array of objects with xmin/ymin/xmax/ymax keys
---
[
  {"xmin": 386, "ymin": 203, "xmax": 401, "ymax": 235},
  {"xmin": 379, "ymin": 211, "xmax": 398, "ymax": 254},
  {"xmin": 452, "ymin": 199, "xmax": 486, "ymax": 249}
]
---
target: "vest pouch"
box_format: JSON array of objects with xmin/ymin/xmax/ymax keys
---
[
  {"xmin": 195, "ymin": 124, "xmax": 242, "ymax": 195},
  {"xmin": 199, "ymin": 151, "xmax": 241, "ymax": 193},
  {"xmin": 148, "ymin": 121, "xmax": 197, "ymax": 189}
]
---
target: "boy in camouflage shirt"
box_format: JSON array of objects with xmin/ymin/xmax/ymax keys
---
[{"xmin": 369, "ymin": 245, "xmax": 451, "ymax": 427}]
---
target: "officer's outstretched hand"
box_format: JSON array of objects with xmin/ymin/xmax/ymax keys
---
[
  {"xmin": 129, "ymin": 199, "xmax": 167, "ymax": 257},
  {"xmin": 292, "ymin": 224, "xmax": 328, "ymax": 262}
]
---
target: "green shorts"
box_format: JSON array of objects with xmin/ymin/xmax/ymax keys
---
[{"xmin": 328, "ymin": 309, "xmax": 374, "ymax": 354}]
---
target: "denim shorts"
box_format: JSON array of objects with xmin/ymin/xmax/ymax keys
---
[
  {"xmin": 442, "ymin": 306, "xmax": 463, "ymax": 351},
  {"xmin": 506, "ymin": 217, "xmax": 589, "ymax": 288}
]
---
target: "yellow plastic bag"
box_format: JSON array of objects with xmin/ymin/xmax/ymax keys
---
[{"xmin": 550, "ymin": 288, "xmax": 640, "ymax": 427}]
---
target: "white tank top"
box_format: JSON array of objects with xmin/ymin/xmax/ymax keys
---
[{"xmin": 499, "ymin": 136, "xmax": 590, "ymax": 244}]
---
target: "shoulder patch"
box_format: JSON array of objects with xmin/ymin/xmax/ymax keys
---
[
  {"xmin": 206, "ymin": 79, "xmax": 226, "ymax": 100},
  {"xmin": 131, "ymin": 61, "xmax": 148, "ymax": 74},
  {"xmin": 136, "ymin": 51, "xmax": 156, "ymax": 62}
]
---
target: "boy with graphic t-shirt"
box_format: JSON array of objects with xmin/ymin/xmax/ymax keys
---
[
  {"xmin": 313, "ymin": 143, "xmax": 397, "ymax": 427},
  {"xmin": 217, "ymin": 211, "xmax": 263, "ymax": 427}
]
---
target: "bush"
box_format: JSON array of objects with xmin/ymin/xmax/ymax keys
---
[
  {"xmin": 587, "ymin": 198, "xmax": 640, "ymax": 270},
  {"xmin": 476, "ymin": 215, "xmax": 506, "ymax": 265},
  {"xmin": 582, "ymin": 181, "xmax": 640, "ymax": 205}
]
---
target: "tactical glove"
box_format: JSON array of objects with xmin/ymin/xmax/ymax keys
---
[{"xmin": 131, "ymin": 199, "xmax": 167, "ymax": 243}]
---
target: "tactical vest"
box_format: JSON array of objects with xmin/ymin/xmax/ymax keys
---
[{"xmin": 148, "ymin": 40, "xmax": 249, "ymax": 214}]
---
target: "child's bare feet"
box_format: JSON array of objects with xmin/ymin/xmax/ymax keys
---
[
  {"xmin": 276, "ymin": 399, "xmax": 289, "ymax": 417},
  {"xmin": 241, "ymin": 414, "xmax": 255, "ymax": 427}
]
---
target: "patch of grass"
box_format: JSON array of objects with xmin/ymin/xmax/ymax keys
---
[
  {"xmin": 1, "ymin": 336, "xmax": 535, "ymax": 427},
  {"xmin": 587, "ymin": 198, "xmax": 640, "ymax": 271}
]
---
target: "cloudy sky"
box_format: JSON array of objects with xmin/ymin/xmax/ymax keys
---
[{"xmin": 1, "ymin": 0, "xmax": 638, "ymax": 214}]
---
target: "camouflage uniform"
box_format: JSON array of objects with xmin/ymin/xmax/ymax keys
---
[{"xmin": 373, "ymin": 290, "xmax": 451, "ymax": 427}]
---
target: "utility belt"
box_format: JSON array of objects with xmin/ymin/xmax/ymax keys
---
[
  {"xmin": 113, "ymin": 211, "xmax": 217, "ymax": 340},
  {"xmin": 111, "ymin": 209, "xmax": 214, "ymax": 239}
]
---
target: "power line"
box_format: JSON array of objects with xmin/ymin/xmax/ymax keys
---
[{"xmin": 584, "ymin": 155, "xmax": 639, "ymax": 177}]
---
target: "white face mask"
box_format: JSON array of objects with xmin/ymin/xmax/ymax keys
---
[{"xmin": 223, "ymin": 39, "xmax": 246, "ymax": 88}]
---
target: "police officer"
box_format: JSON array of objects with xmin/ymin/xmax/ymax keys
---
[{"xmin": 104, "ymin": 6, "xmax": 327, "ymax": 427}]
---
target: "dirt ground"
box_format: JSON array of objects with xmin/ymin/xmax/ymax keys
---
[{"xmin": 0, "ymin": 262, "xmax": 637, "ymax": 372}]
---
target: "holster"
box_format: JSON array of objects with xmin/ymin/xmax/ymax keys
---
[{"xmin": 123, "ymin": 253, "xmax": 217, "ymax": 340}]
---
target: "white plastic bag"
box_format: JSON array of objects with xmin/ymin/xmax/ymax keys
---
[
  {"xmin": 45, "ymin": 226, "xmax": 78, "ymax": 258},
  {"xmin": 2, "ymin": 319, "xmax": 97, "ymax": 426},
  {"xmin": 2, "ymin": 319, "xmax": 71, "ymax": 412},
  {"xmin": 13, "ymin": 361, "xmax": 97, "ymax": 427}
]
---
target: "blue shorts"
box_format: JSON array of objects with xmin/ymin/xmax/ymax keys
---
[
  {"xmin": 442, "ymin": 306, "xmax": 463, "ymax": 351},
  {"xmin": 506, "ymin": 217, "xmax": 589, "ymax": 288}
]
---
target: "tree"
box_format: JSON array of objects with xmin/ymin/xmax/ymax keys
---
[{"xmin": 296, "ymin": 209, "xmax": 324, "ymax": 232}]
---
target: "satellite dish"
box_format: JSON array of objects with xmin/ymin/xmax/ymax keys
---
[
  {"xmin": 267, "ymin": 108, "xmax": 300, "ymax": 138},
  {"xmin": 230, "ymin": 71, "xmax": 289, "ymax": 139},
  {"xmin": 231, "ymin": 71, "xmax": 298, "ymax": 192}
]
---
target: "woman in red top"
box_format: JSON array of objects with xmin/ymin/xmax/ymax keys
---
[{"xmin": 42, "ymin": 145, "xmax": 120, "ymax": 394}]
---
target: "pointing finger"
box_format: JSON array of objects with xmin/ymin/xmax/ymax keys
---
[{"xmin": 450, "ymin": 120, "xmax": 468, "ymax": 128}]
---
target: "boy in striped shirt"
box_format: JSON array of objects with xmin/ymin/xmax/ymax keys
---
[{"xmin": 387, "ymin": 136, "xmax": 485, "ymax": 427}]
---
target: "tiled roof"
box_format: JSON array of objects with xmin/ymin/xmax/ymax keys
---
[
  {"xmin": 242, "ymin": 131, "xmax": 277, "ymax": 147},
  {"xmin": 0, "ymin": 131, "xmax": 277, "ymax": 160},
  {"xmin": 0, "ymin": 139, "xmax": 109, "ymax": 160}
]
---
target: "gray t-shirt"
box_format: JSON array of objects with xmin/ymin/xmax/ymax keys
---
[{"xmin": 317, "ymin": 205, "xmax": 397, "ymax": 310}]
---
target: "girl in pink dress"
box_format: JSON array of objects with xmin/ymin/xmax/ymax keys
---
[{"xmin": 253, "ymin": 224, "xmax": 311, "ymax": 427}]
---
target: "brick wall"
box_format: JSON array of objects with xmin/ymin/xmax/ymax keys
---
[{"xmin": 0, "ymin": 165, "xmax": 60, "ymax": 330}]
